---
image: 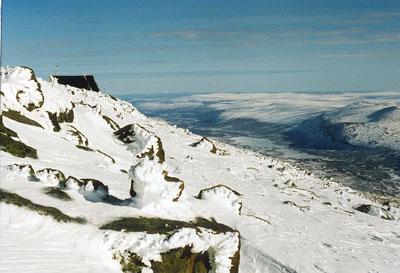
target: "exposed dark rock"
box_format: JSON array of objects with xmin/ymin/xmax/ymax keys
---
[
  {"xmin": 79, "ymin": 178, "xmax": 109, "ymax": 201},
  {"xmin": 0, "ymin": 115, "xmax": 18, "ymax": 137},
  {"xmin": 102, "ymin": 115, "xmax": 120, "ymax": 130},
  {"xmin": 129, "ymin": 179, "xmax": 137, "ymax": 197},
  {"xmin": 96, "ymin": 150, "xmax": 116, "ymax": 163},
  {"xmin": 53, "ymin": 75, "xmax": 100, "ymax": 91},
  {"xmin": 0, "ymin": 188, "xmax": 85, "ymax": 223},
  {"xmin": 114, "ymin": 124, "xmax": 135, "ymax": 143},
  {"xmin": 162, "ymin": 171, "xmax": 184, "ymax": 201},
  {"xmin": 43, "ymin": 187, "xmax": 72, "ymax": 201},
  {"xmin": 3, "ymin": 110, "xmax": 43, "ymax": 128},
  {"xmin": 151, "ymin": 246, "xmax": 211, "ymax": 273},
  {"xmin": 0, "ymin": 133, "xmax": 38, "ymax": 159},
  {"xmin": 115, "ymin": 251, "xmax": 145, "ymax": 273},
  {"xmin": 76, "ymin": 145, "xmax": 94, "ymax": 151},
  {"xmin": 138, "ymin": 145, "xmax": 155, "ymax": 160},
  {"xmin": 100, "ymin": 216, "xmax": 235, "ymax": 234},
  {"xmin": 47, "ymin": 108, "xmax": 74, "ymax": 132},
  {"xmin": 155, "ymin": 137, "xmax": 165, "ymax": 164},
  {"xmin": 137, "ymin": 136, "xmax": 165, "ymax": 164},
  {"xmin": 62, "ymin": 176, "xmax": 84, "ymax": 189},
  {"xmin": 283, "ymin": 200, "xmax": 310, "ymax": 212},
  {"xmin": 190, "ymin": 137, "xmax": 217, "ymax": 154},
  {"xmin": 108, "ymin": 94, "xmax": 118, "ymax": 101},
  {"xmin": 354, "ymin": 204, "xmax": 395, "ymax": 220},
  {"xmin": 66, "ymin": 125, "xmax": 88, "ymax": 146}
]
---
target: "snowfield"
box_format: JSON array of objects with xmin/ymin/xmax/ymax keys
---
[{"xmin": 1, "ymin": 66, "xmax": 400, "ymax": 273}]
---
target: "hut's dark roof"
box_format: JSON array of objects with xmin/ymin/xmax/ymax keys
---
[{"xmin": 53, "ymin": 75, "xmax": 100, "ymax": 91}]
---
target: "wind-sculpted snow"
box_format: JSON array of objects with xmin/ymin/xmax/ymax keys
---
[
  {"xmin": 0, "ymin": 66, "xmax": 44, "ymax": 111},
  {"xmin": 191, "ymin": 137, "xmax": 218, "ymax": 154},
  {"xmin": 105, "ymin": 226, "xmax": 240, "ymax": 273},
  {"xmin": 129, "ymin": 159, "xmax": 184, "ymax": 204},
  {"xmin": 198, "ymin": 185, "xmax": 243, "ymax": 214},
  {"xmin": 1, "ymin": 66, "xmax": 400, "ymax": 273}
]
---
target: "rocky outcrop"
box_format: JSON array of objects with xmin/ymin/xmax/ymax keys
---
[
  {"xmin": 47, "ymin": 108, "xmax": 74, "ymax": 132},
  {"xmin": 102, "ymin": 115, "xmax": 120, "ymax": 130},
  {"xmin": 0, "ymin": 188, "xmax": 85, "ymax": 223},
  {"xmin": 0, "ymin": 117, "xmax": 38, "ymax": 159},
  {"xmin": 2, "ymin": 110, "xmax": 43, "ymax": 128},
  {"xmin": 114, "ymin": 124, "xmax": 136, "ymax": 144},
  {"xmin": 190, "ymin": 137, "xmax": 218, "ymax": 154},
  {"xmin": 129, "ymin": 160, "xmax": 184, "ymax": 204},
  {"xmin": 1, "ymin": 66, "xmax": 44, "ymax": 111},
  {"xmin": 354, "ymin": 204, "xmax": 395, "ymax": 220},
  {"xmin": 101, "ymin": 217, "xmax": 240, "ymax": 273},
  {"xmin": 198, "ymin": 184, "xmax": 243, "ymax": 214},
  {"xmin": 36, "ymin": 168, "xmax": 66, "ymax": 186},
  {"xmin": 62, "ymin": 125, "xmax": 89, "ymax": 147}
]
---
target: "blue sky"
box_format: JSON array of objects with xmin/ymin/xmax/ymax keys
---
[{"xmin": 2, "ymin": 0, "xmax": 400, "ymax": 94}]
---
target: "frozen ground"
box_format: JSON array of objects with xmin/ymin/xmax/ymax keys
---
[{"xmin": 1, "ymin": 67, "xmax": 400, "ymax": 273}]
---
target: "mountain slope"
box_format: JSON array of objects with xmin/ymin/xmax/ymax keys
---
[
  {"xmin": 1, "ymin": 67, "xmax": 399, "ymax": 273},
  {"xmin": 287, "ymin": 101, "xmax": 400, "ymax": 150}
]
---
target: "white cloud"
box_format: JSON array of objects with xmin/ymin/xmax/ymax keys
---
[
  {"xmin": 186, "ymin": 91, "xmax": 400, "ymax": 123},
  {"xmin": 138, "ymin": 100, "xmax": 204, "ymax": 111}
]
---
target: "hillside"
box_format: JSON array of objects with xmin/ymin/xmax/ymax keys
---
[
  {"xmin": 1, "ymin": 66, "xmax": 399, "ymax": 273},
  {"xmin": 287, "ymin": 101, "xmax": 400, "ymax": 150}
]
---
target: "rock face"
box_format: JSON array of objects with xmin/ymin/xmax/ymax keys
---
[
  {"xmin": 114, "ymin": 124, "xmax": 136, "ymax": 144},
  {"xmin": 354, "ymin": 204, "xmax": 395, "ymax": 220},
  {"xmin": 147, "ymin": 246, "xmax": 211, "ymax": 273},
  {"xmin": 0, "ymin": 131, "xmax": 38, "ymax": 159},
  {"xmin": 114, "ymin": 247, "xmax": 211, "ymax": 273},
  {"xmin": 47, "ymin": 108, "xmax": 75, "ymax": 132},
  {"xmin": 0, "ymin": 113, "xmax": 38, "ymax": 159}
]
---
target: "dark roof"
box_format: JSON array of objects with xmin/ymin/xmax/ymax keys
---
[{"xmin": 53, "ymin": 75, "xmax": 100, "ymax": 91}]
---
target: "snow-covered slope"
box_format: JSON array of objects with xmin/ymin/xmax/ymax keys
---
[
  {"xmin": 287, "ymin": 101, "xmax": 400, "ymax": 150},
  {"xmin": 1, "ymin": 67, "xmax": 400, "ymax": 273}
]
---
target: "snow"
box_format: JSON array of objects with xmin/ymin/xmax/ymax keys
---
[
  {"xmin": 1, "ymin": 66, "xmax": 400, "ymax": 273},
  {"xmin": 106, "ymin": 228, "xmax": 239, "ymax": 273},
  {"xmin": 129, "ymin": 159, "xmax": 184, "ymax": 205},
  {"xmin": 0, "ymin": 205, "xmax": 121, "ymax": 273},
  {"xmin": 0, "ymin": 66, "xmax": 43, "ymax": 112},
  {"xmin": 289, "ymin": 101, "xmax": 400, "ymax": 150},
  {"xmin": 198, "ymin": 185, "xmax": 243, "ymax": 214}
]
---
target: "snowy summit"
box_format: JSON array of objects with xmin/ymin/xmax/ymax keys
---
[{"xmin": 0, "ymin": 66, "xmax": 399, "ymax": 273}]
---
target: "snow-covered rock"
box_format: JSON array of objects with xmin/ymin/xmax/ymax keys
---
[
  {"xmin": 191, "ymin": 137, "xmax": 218, "ymax": 154},
  {"xmin": 198, "ymin": 184, "xmax": 243, "ymax": 214},
  {"xmin": 0, "ymin": 66, "xmax": 44, "ymax": 112},
  {"xmin": 1, "ymin": 66, "xmax": 399, "ymax": 273}
]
